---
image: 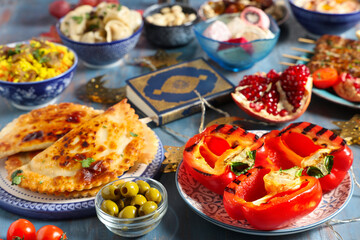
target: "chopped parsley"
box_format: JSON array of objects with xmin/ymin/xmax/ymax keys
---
[
  {"xmin": 72, "ymin": 16, "xmax": 84, "ymax": 24},
  {"xmin": 88, "ymin": 23, "xmax": 100, "ymax": 31},
  {"xmin": 102, "ymin": 125, "xmax": 107, "ymax": 128},
  {"xmin": 11, "ymin": 169, "xmax": 24, "ymax": 185},
  {"xmin": 75, "ymin": 157, "xmax": 95, "ymax": 168},
  {"xmin": 32, "ymin": 49, "xmax": 49, "ymax": 64},
  {"xmin": 246, "ymin": 150, "xmax": 256, "ymax": 160},
  {"xmin": 130, "ymin": 132, "xmax": 138, "ymax": 137}
]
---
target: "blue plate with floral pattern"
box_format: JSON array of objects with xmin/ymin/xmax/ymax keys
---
[{"xmin": 0, "ymin": 136, "xmax": 164, "ymax": 220}]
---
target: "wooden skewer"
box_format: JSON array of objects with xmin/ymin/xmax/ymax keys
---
[
  {"xmin": 298, "ymin": 38, "xmax": 316, "ymax": 44},
  {"xmin": 282, "ymin": 54, "xmax": 310, "ymax": 62},
  {"xmin": 280, "ymin": 62, "xmax": 295, "ymax": 66},
  {"xmin": 291, "ymin": 47, "xmax": 314, "ymax": 54}
]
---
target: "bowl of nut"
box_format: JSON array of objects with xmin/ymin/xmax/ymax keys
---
[
  {"xmin": 95, "ymin": 177, "xmax": 168, "ymax": 237},
  {"xmin": 143, "ymin": 3, "xmax": 199, "ymax": 48}
]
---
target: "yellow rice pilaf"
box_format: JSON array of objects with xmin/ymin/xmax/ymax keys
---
[{"xmin": 0, "ymin": 40, "xmax": 74, "ymax": 83}]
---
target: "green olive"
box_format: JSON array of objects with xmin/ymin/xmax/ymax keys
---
[
  {"xmin": 138, "ymin": 201, "xmax": 158, "ymax": 216},
  {"xmin": 145, "ymin": 187, "xmax": 162, "ymax": 204},
  {"xmin": 121, "ymin": 181, "xmax": 139, "ymax": 198},
  {"xmin": 101, "ymin": 200, "xmax": 119, "ymax": 216},
  {"xmin": 129, "ymin": 194, "xmax": 147, "ymax": 208},
  {"xmin": 117, "ymin": 198, "xmax": 125, "ymax": 211},
  {"xmin": 123, "ymin": 196, "xmax": 132, "ymax": 207},
  {"xmin": 113, "ymin": 179, "xmax": 125, "ymax": 189},
  {"xmin": 119, "ymin": 205, "xmax": 138, "ymax": 219},
  {"xmin": 101, "ymin": 184, "xmax": 121, "ymax": 201},
  {"xmin": 136, "ymin": 180, "xmax": 150, "ymax": 195}
]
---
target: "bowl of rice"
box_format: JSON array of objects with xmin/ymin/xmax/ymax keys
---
[{"xmin": 0, "ymin": 39, "xmax": 78, "ymax": 110}]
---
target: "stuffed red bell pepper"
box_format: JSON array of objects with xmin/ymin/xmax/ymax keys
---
[
  {"xmin": 183, "ymin": 124, "xmax": 262, "ymax": 195},
  {"xmin": 223, "ymin": 166, "xmax": 322, "ymax": 230},
  {"xmin": 255, "ymin": 122, "xmax": 353, "ymax": 192}
]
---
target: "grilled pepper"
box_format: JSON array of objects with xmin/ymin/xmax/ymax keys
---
[
  {"xmin": 223, "ymin": 166, "xmax": 322, "ymax": 230},
  {"xmin": 255, "ymin": 122, "xmax": 353, "ymax": 192},
  {"xmin": 183, "ymin": 124, "xmax": 262, "ymax": 195}
]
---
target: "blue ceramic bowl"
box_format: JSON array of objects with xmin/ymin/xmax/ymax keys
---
[
  {"xmin": 143, "ymin": 3, "xmax": 199, "ymax": 48},
  {"xmin": 56, "ymin": 19, "xmax": 143, "ymax": 68},
  {"xmin": 194, "ymin": 13, "xmax": 280, "ymax": 72},
  {"xmin": 0, "ymin": 42, "xmax": 78, "ymax": 110},
  {"xmin": 289, "ymin": 0, "xmax": 360, "ymax": 35}
]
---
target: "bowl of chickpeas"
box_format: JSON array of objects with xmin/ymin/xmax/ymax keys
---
[
  {"xmin": 143, "ymin": 3, "xmax": 199, "ymax": 48},
  {"xmin": 95, "ymin": 177, "xmax": 168, "ymax": 237}
]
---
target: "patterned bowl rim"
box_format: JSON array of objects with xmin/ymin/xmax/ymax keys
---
[{"xmin": 0, "ymin": 41, "xmax": 78, "ymax": 85}]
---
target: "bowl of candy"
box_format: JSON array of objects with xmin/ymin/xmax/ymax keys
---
[
  {"xmin": 95, "ymin": 177, "xmax": 168, "ymax": 237},
  {"xmin": 143, "ymin": 3, "xmax": 199, "ymax": 48},
  {"xmin": 289, "ymin": 0, "xmax": 360, "ymax": 35},
  {"xmin": 0, "ymin": 39, "xmax": 78, "ymax": 110},
  {"xmin": 194, "ymin": 7, "xmax": 280, "ymax": 72},
  {"xmin": 56, "ymin": 3, "xmax": 143, "ymax": 68}
]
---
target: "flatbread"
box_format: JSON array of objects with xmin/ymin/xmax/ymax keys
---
[
  {"xmin": 6, "ymin": 151, "xmax": 105, "ymax": 198},
  {"xmin": 8, "ymin": 99, "xmax": 158, "ymax": 195},
  {"xmin": 0, "ymin": 103, "xmax": 103, "ymax": 159}
]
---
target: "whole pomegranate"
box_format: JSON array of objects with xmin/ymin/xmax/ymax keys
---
[
  {"xmin": 231, "ymin": 65, "xmax": 313, "ymax": 123},
  {"xmin": 333, "ymin": 73, "xmax": 360, "ymax": 102}
]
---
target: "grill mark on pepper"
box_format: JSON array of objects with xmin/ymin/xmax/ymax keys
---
[
  {"xmin": 194, "ymin": 168, "xmax": 212, "ymax": 176},
  {"xmin": 316, "ymin": 128, "xmax": 328, "ymax": 136},
  {"xmin": 226, "ymin": 126, "xmax": 238, "ymax": 135},
  {"xmin": 280, "ymin": 122, "xmax": 302, "ymax": 135},
  {"xmin": 212, "ymin": 124, "xmax": 226, "ymax": 133},
  {"xmin": 302, "ymin": 123, "xmax": 316, "ymax": 134},
  {"xmin": 329, "ymin": 133, "xmax": 337, "ymax": 141},
  {"xmin": 233, "ymin": 178, "xmax": 241, "ymax": 185},
  {"xmin": 184, "ymin": 140, "xmax": 200, "ymax": 152},
  {"xmin": 244, "ymin": 172, "xmax": 252, "ymax": 177},
  {"xmin": 224, "ymin": 186, "xmax": 235, "ymax": 195},
  {"xmin": 340, "ymin": 139, "xmax": 346, "ymax": 146}
]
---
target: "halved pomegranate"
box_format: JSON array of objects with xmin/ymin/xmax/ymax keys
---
[
  {"xmin": 333, "ymin": 73, "xmax": 360, "ymax": 102},
  {"xmin": 231, "ymin": 65, "xmax": 313, "ymax": 123}
]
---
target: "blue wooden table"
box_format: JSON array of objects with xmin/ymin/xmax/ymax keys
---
[{"xmin": 0, "ymin": 0, "xmax": 359, "ymax": 239}]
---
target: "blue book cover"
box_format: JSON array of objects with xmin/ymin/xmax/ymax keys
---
[{"xmin": 126, "ymin": 58, "xmax": 235, "ymax": 125}]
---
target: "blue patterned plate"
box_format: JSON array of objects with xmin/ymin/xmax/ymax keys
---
[
  {"xmin": 175, "ymin": 131, "xmax": 353, "ymax": 236},
  {"xmin": 0, "ymin": 136, "xmax": 164, "ymax": 220},
  {"xmin": 296, "ymin": 54, "xmax": 360, "ymax": 109},
  {"xmin": 312, "ymin": 88, "xmax": 360, "ymax": 109}
]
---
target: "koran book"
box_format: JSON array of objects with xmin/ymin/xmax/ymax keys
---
[{"xmin": 126, "ymin": 58, "xmax": 235, "ymax": 125}]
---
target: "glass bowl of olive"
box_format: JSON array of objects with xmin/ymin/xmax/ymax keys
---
[{"xmin": 95, "ymin": 177, "xmax": 168, "ymax": 237}]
